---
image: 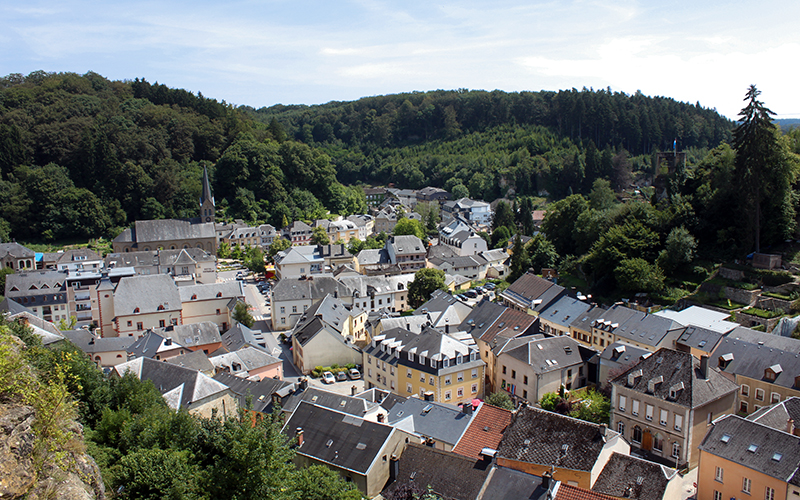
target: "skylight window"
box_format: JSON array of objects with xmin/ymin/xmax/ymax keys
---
[
  {"xmin": 773, "ymin": 453, "xmax": 783, "ymax": 462},
  {"xmin": 720, "ymin": 434, "xmax": 731, "ymax": 443},
  {"xmin": 748, "ymin": 444, "xmax": 758, "ymax": 453}
]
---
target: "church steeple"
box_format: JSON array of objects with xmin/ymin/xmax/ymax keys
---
[{"xmin": 200, "ymin": 165, "xmax": 215, "ymax": 223}]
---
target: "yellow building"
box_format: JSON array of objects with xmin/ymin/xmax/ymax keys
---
[
  {"xmin": 363, "ymin": 326, "xmax": 485, "ymax": 406},
  {"xmin": 698, "ymin": 414, "xmax": 800, "ymax": 500}
]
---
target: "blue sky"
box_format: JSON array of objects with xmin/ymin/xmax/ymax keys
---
[{"xmin": 2, "ymin": 0, "xmax": 798, "ymax": 120}]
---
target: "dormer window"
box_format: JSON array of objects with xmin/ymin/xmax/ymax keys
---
[
  {"xmin": 216, "ymin": 292, "xmax": 222, "ymax": 298},
  {"xmin": 134, "ymin": 307, "xmax": 140, "ymax": 314},
  {"xmin": 157, "ymin": 305, "xmax": 165, "ymax": 311},
  {"xmin": 765, "ymin": 364, "xmax": 782, "ymax": 381},
  {"xmin": 718, "ymin": 353, "xmax": 734, "ymax": 369},
  {"xmin": 191, "ymin": 294, "xmax": 197, "ymax": 300},
  {"xmin": 647, "ymin": 375, "xmax": 663, "ymax": 394},
  {"xmin": 456, "ymin": 354, "xmax": 462, "ymax": 365},
  {"xmin": 443, "ymin": 358, "xmax": 450, "ymax": 368},
  {"xmin": 627, "ymin": 369, "xmax": 643, "ymax": 387}
]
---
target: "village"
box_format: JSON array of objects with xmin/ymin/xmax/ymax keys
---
[{"xmin": 4, "ymin": 168, "xmax": 800, "ymax": 500}]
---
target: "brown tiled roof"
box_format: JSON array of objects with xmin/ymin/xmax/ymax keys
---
[
  {"xmin": 556, "ymin": 484, "xmax": 618, "ymax": 500},
  {"xmin": 452, "ymin": 404, "xmax": 514, "ymax": 460},
  {"xmin": 505, "ymin": 272, "xmax": 555, "ymax": 300},
  {"xmin": 479, "ymin": 308, "xmax": 538, "ymax": 344}
]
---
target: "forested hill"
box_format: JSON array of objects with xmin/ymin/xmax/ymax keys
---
[
  {"xmin": 245, "ymin": 88, "xmax": 734, "ymax": 200},
  {"xmin": 0, "ymin": 71, "xmax": 735, "ymax": 243}
]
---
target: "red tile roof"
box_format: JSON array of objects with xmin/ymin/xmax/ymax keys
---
[
  {"xmin": 452, "ymin": 403, "xmax": 514, "ymax": 460},
  {"xmin": 556, "ymin": 484, "xmax": 618, "ymax": 500},
  {"xmin": 479, "ymin": 308, "xmax": 537, "ymax": 344}
]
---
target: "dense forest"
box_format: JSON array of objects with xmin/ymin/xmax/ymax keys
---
[{"xmin": 1, "ymin": 71, "xmax": 737, "ymax": 243}]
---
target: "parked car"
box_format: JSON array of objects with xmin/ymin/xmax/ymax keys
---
[
  {"xmin": 322, "ymin": 371, "xmax": 336, "ymax": 384},
  {"xmin": 465, "ymin": 290, "xmax": 478, "ymax": 298},
  {"xmin": 475, "ymin": 287, "xmax": 485, "ymax": 294},
  {"xmin": 484, "ymin": 283, "xmax": 496, "ymax": 290},
  {"xmin": 336, "ymin": 371, "xmax": 348, "ymax": 382},
  {"xmin": 348, "ymin": 368, "xmax": 361, "ymax": 380},
  {"xmin": 457, "ymin": 294, "xmax": 467, "ymax": 301},
  {"xmin": 236, "ymin": 271, "xmax": 244, "ymax": 280}
]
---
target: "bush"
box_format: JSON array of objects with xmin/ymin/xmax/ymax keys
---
[
  {"xmin": 761, "ymin": 270, "xmax": 794, "ymax": 287},
  {"xmin": 742, "ymin": 307, "xmax": 784, "ymax": 319}
]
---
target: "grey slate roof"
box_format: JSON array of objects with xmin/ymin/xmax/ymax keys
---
[
  {"xmin": 127, "ymin": 331, "xmax": 183, "ymax": 359},
  {"xmin": 281, "ymin": 386, "xmax": 379, "ymax": 416},
  {"xmin": 220, "ymin": 323, "xmax": 281, "ymax": 357},
  {"xmin": 711, "ymin": 335, "xmax": 800, "ymax": 391},
  {"xmin": 480, "ymin": 466, "xmax": 549, "ymax": 500},
  {"xmin": 63, "ymin": 329, "xmax": 135, "ymax": 354},
  {"xmin": 599, "ymin": 342, "xmax": 651, "ymax": 365},
  {"xmin": 497, "ymin": 406, "xmax": 621, "ymax": 473},
  {"xmin": 675, "ymin": 325, "xmax": 724, "ymax": 354},
  {"xmin": 178, "ymin": 281, "xmax": 243, "ymax": 302},
  {"xmin": 209, "ymin": 346, "xmax": 281, "ymax": 377},
  {"xmin": 699, "ymin": 414, "xmax": 800, "ymax": 486},
  {"xmin": 283, "ymin": 401, "xmax": 394, "ymax": 475},
  {"xmin": 725, "ymin": 326, "xmax": 800, "ymax": 353},
  {"xmin": 157, "ymin": 321, "xmax": 221, "ymax": 348},
  {"xmin": 271, "ymin": 277, "xmax": 351, "ymax": 302},
  {"xmin": 105, "ymin": 248, "xmax": 215, "ymax": 269},
  {"xmin": 386, "ymin": 398, "xmax": 475, "ymax": 447},
  {"xmin": 569, "ymin": 305, "xmax": 607, "ymax": 333},
  {"xmin": 56, "ymin": 248, "xmax": 102, "ymax": 265},
  {"xmin": 5, "ymin": 270, "xmax": 66, "ymax": 296},
  {"xmin": 113, "ymin": 274, "xmax": 181, "ymax": 315},
  {"xmin": 390, "ymin": 235, "xmax": 425, "ymax": 255},
  {"xmin": 502, "ymin": 336, "xmax": 587, "ymax": 374},
  {"xmin": 132, "ymin": 219, "xmax": 216, "ymax": 242},
  {"xmin": 591, "ymin": 452, "xmax": 676, "ymax": 500},
  {"xmin": 382, "ymin": 443, "xmax": 492, "ymax": 500},
  {"xmin": 611, "ymin": 348, "xmax": 739, "ymax": 409},
  {"xmin": 611, "ymin": 310, "xmax": 682, "ymax": 347},
  {"xmin": 165, "ymin": 350, "xmax": 215, "ymax": 373},
  {"xmin": 538, "ymin": 295, "xmax": 592, "ymax": 330},
  {"xmin": 355, "ymin": 248, "xmax": 390, "ymax": 266},
  {"xmin": 0, "ymin": 242, "xmax": 35, "ymax": 259},
  {"xmin": 212, "ymin": 371, "xmax": 290, "ymax": 414},
  {"xmin": 748, "ymin": 397, "xmax": 800, "ymax": 431},
  {"xmin": 0, "ymin": 297, "xmax": 31, "ymax": 315}
]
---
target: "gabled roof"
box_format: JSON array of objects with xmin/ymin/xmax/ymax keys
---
[
  {"xmin": 5, "ymin": 270, "xmax": 66, "ymax": 296},
  {"xmin": 390, "ymin": 235, "xmax": 425, "ymax": 255},
  {"xmin": 127, "ymin": 330, "xmax": 184, "ymax": 359},
  {"xmin": 610, "ymin": 309, "xmax": 682, "ymax": 347},
  {"xmin": 0, "ymin": 297, "xmax": 31, "ymax": 315},
  {"xmin": 725, "ymin": 326, "xmax": 800, "ymax": 352},
  {"xmin": 414, "ymin": 290, "xmax": 473, "ymax": 328},
  {"xmin": 56, "ymin": 248, "xmax": 102, "ymax": 264},
  {"xmin": 748, "ymin": 397, "xmax": 800, "ymax": 431},
  {"xmin": 452, "ymin": 403, "xmax": 514, "ymax": 460},
  {"xmin": 271, "ymin": 277, "xmax": 351, "ymax": 302},
  {"xmin": 556, "ymin": 484, "xmax": 618, "ymax": 500},
  {"xmin": 386, "ymin": 398, "xmax": 476, "ymax": 446},
  {"xmin": 479, "ymin": 466, "xmax": 549, "ymax": 500},
  {"xmin": 281, "ymin": 386, "xmax": 379, "ymax": 416},
  {"xmin": 165, "ymin": 350, "xmax": 215, "ymax": 373},
  {"xmin": 699, "ymin": 414, "xmax": 800, "ymax": 486},
  {"xmin": 460, "ymin": 299, "xmax": 507, "ymax": 341},
  {"xmin": 209, "ymin": 346, "xmax": 281, "ymax": 377},
  {"xmin": 212, "ymin": 371, "xmax": 290, "ymax": 414},
  {"xmin": 497, "ymin": 406, "xmax": 621, "ymax": 473},
  {"xmin": 674, "ymin": 325, "xmax": 724, "ymax": 354},
  {"xmin": 220, "ymin": 323, "xmax": 281, "ymax": 357},
  {"xmin": 569, "ymin": 305, "xmax": 607, "ymax": 333},
  {"xmin": 156, "ymin": 321, "xmax": 221, "ymax": 347},
  {"xmin": 611, "ymin": 347, "xmax": 739, "ymax": 408},
  {"xmin": 105, "ymin": 248, "xmax": 215, "ymax": 269},
  {"xmin": 113, "ymin": 274, "xmax": 181, "ymax": 315},
  {"xmin": 0, "ymin": 242, "xmax": 35, "ymax": 259},
  {"xmin": 355, "ymin": 248, "xmax": 390, "ymax": 266},
  {"xmin": 501, "ymin": 271, "xmax": 560, "ymax": 307},
  {"xmin": 538, "ymin": 295, "xmax": 592, "ymax": 330},
  {"xmin": 283, "ymin": 401, "xmax": 394, "ymax": 475},
  {"xmin": 591, "ymin": 452, "xmax": 677, "ymax": 500},
  {"xmin": 178, "ymin": 281, "xmax": 243, "ymax": 302},
  {"xmin": 63, "ymin": 329, "xmax": 134, "ymax": 353},
  {"xmin": 382, "ymin": 444, "xmax": 492, "ymax": 500},
  {"xmin": 501, "ymin": 336, "xmax": 587, "ymax": 374},
  {"xmin": 598, "ymin": 341, "xmax": 650, "ymax": 365},
  {"xmin": 711, "ymin": 334, "xmax": 800, "ymax": 390},
  {"xmin": 115, "ymin": 357, "xmax": 230, "ymax": 410},
  {"xmin": 126, "ymin": 218, "xmax": 216, "ymax": 243}
]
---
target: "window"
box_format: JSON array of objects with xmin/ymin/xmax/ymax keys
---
[
  {"xmin": 445, "ymin": 375, "xmax": 452, "ymax": 385},
  {"xmin": 281, "ymin": 318, "xmax": 286, "ymax": 325},
  {"xmin": 502, "ymin": 365, "xmax": 507, "ymax": 374},
  {"xmin": 742, "ymin": 477, "xmax": 751, "ymax": 494},
  {"xmin": 472, "ymin": 369, "xmax": 478, "ymax": 379},
  {"xmin": 715, "ymin": 466, "xmax": 723, "ymax": 482},
  {"xmin": 420, "ymin": 373, "xmax": 425, "ymax": 382},
  {"xmin": 280, "ymin": 307, "xmax": 285, "ymax": 314},
  {"xmin": 430, "ymin": 376, "xmax": 434, "ymax": 385},
  {"xmin": 523, "ymin": 390, "xmax": 527, "ymax": 399},
  {"xmin": 127, "ymin": 321, "xmax": 132, "ymax": 327},
  {"xmin": 457, "ymin": 387, "xmax": 463, "ymax": 398},
  {"xmin": 756, "ymin": 388, "xmax": 765, "ymax": 401},
  {"xmin": 713, "ymin": 491, "xmax": 722, "ymax": 500},
  {"xmin": 524, "ymin": 375, "xmax": 529, "ymax": 384},
  {"xmin": 771, "ymin": 392, "xmax": 781, "ymax": 404},
  {"xmin": 653, "ymin": 434, "xmax": 663, "ymax": 452},
  {"xmin": 292, "ymin": 306, "xmax": 297, "ymax": 313},
  {"xmin": 618, "ymin": 395, "xmax": 627, "ymax": 412},
  {"xmin": 511, "ymin": 370, "xmax": 516, "ymax": 379},
  {"xmin": 660, "ymin": 409, "xmax": 668, "ymax": 426},
  {"xmin": 740, "ymin": 401, "xmax": 749, "ymax": 413},
  {"xmin": 618, "ymin": 421, "xmax": 624, "ymax": 434},
  {"xmin": 457, "ymin": 372, "xmax": 464, "ymax": 382},
  {"xmin": 406, "ymin": 383, "xmax": 412, "ymax": 393},
  {"xmin": 672, "ymin": 442, "xmax": 680, "ymax": 458},
  {"xmin": 136, "ymin": 322, "xmax": 143, "ymax": 331},
  {"xmin": 741, "ymin": 384, "xmax": 750, "ymax": 397},
  {"xmin": 368, "ymin": 368, "xmax": 372, "ymax": 377},
  {"xmin": 645, "ymin": 404, "xmax": 653, "ymax": 421},
  {"xmin": 407, "ymin": 369, "xmax": 412, "ymax": 379},
  {"xmin": 766, "ymin": 486, "xmax": 775, "ymax": 500},
  {"xmin": 159, "ymin": 319, "xmax": 165, "ymax": 328},
  {"xmin": 472, "ymin": 384, "xmax": 478, "ymax": 394},
  {"xmin": 632, "ymin": 399, "xmax": 639, "ymax": 416},
  {"xmin": 675, "ymin": 414, "xmax": 683, "ymax": 431},
  {"xmin": 445, "ymin": 390, "xmax": 451, "ymax": 401},
  {"xmin": 632, "ymin": 426, "xmax": 642, "ymax": 443}
]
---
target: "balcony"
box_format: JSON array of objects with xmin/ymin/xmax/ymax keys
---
[
  {"xmin": 75, "ymin": 293, "xmax": 91, "ymax": 301},
  {"xmin": 76, "ymin": 312, "xmax": 93, "ymax": 321}
]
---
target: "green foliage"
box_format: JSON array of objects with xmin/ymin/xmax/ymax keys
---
[
  {"xmin": 233, "ymin": 302, "xmax": 255, "ymax": 328},
  {"xmin": 507, "ymin": 234, "xmax": 529, "ymax": 283},
  {"xmin": 293, "ymin": 465, "xmax": 363, "ymax": 500},
  {"xmin": 569, "ymin": 388, "xmax": 611, "ymax": 425},
  {"xmin": 541, "ymin": 194, "xmax": 589, "ymax": 256},
  {"xmin": 486, "ymin": 391, "xmax": 514, "ymax": 410},
  {"xmin": 0, "ymin": 266, "xmax": 14, "ymax": 292},
  {"xmin": 614, "ymin": 258, "xmax": 665, "ymax": 293},
  {"xmin": 244, "ymin": 246, "xmax": 266, "ymax": 275},
  {"xmin": 347, "ymin": 237, "xmax": 364, "ymax": 255},
  {"xmin": 538, "ymin": 392, "xmax": 562, "ymax": 412},
  {"xmin": 657, "ymin": 226, "xmax": 697, "ymax": 273},
  {"xmin": 588, "ymin": 178, "xmax": 617, "ymax": 210},
  {"xmin": 268, "ymin": 237, "xmax": 291, "ymax": 258},
  {"xmin": 112, "ymin": 448, "xmax": 197, "ymax": 500},
  {"xmin": 492, "ymin": 201, "xmax": 515, "ymax": 232},
  {"xmin": 311, "ymin": 226, "xmax": 331, "ymax": 246},
  {"xmin": 525, "ymin": 234, "xmax": 559, "ymax": 273},
  {"xmin": 407, "ymin": 268, "xmax": 446, "ymax": 308},
  {"xmin": 393, "ymin": 218, "xmax": 427, "ymax": 240}
]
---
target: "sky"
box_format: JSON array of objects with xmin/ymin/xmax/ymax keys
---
[{"xmin": 1, "ymin": 0, "xmax": 799, "ymax": 120}]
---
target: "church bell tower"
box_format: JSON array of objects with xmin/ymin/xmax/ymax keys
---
[{"xmin": 199, "ymin": 165, "xmax": 215, "ymax": 223}]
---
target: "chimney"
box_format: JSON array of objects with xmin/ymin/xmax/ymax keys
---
[
  {"xmin": 424, "ymin": 392, "xmax": 434, "ymax": 401},
  {"xmin": 700, "ymin": 355, "xmax": 709, "ymax": 379},
  {"xmin": 599, "ymin": 423, "xmax": 607, "ymax": 437},
  {"xmin": 88, "ymin": 337, "xmax": 95, "ymax": 345},
  {"xmin": 377, "ymin": 413, "xmax": 385, "ymax": 423},
  {"xmin": 165, "ymin": 337, "xmax": 172, "ymax": 346},
  {"xmin": 542, "ymin": 470, "xmax": 552, "ymax": 490},
  {"xmin": 389, "ymin": 454, "xmax": 399, "ymax": 482},
  {"xmin": 445, "ymin": 324, "xmax": 450, "ymax": 334},
  {"xmin": 462, "ymin": 403, "xmax": 473, "ymax": 415},
  {"xmin": 299, "ymin": 378, "xmax": 308, "ymax": 390},
  {"xmin": 351, "ymin": 385, "xmax": 357, "ymax": 396},
  {"xmin": 788, "ymin": 419, "xmax": 795, "ymax": 435},
  {"xmin": 296, "ymin": 428, "xmax": 304, "ymax": 447}
]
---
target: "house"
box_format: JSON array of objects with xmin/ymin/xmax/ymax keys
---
[
  {"xmin": 747, "ymin": 396, "xmax": 800, "ymax": 435},
  {"xmin": 452, "ymin": 402, "xmax": 514, "ymax": 460},
  {"xmin": 442, "ymin": 198, "xmax": 492, "ymax": 226},
  {"xmin": 292, "ymin": 315, "xmax": 362, "ymax": 375},
  {"xmin": 209, "ymin": 345, "xmax": 282, "ymax": 381},
  {"xmin": 697, "ymin": 414, "xmax": 800, "ymax": 500},
  {"xmin": 495, "ymin": 335, "xmax": 591, "ymax": 403},
  {"xmin": 597, "ymin": 342, "xmax": 651, "ymax": 388},
  {"xmin": 709, "ymin": 329, "xmax": 800, "ymax": 415},
  {"xmin": 382, "ymin": 443, "xmax": 492, "ymax": 500},
  {"xmin": 66, "ymin": 267, "xmax": 136, "ymax": 328},
  {"xmin": 416, "ymin": 186, "xmax": 451, "ymax": 204},
  {"xmin": 500, "ymin": 271, "xmax": 565, "ymax": 314},
  {"xmin": 298, "ymin": 293, "xmax": 368, "ymax": 344},
  {"xmin": 4, "ymin": 270, "xmax": 68, "ymax": 324},
  {"xmin": 591, "ymin": 452, "xmax": 681, "ymax": 500},
  {"xmin": 274, "ymin": 245, "xmax": 325, "ymax": 280},
  {"xmin": 212, "ymin": 370, "xmax": 291, "ymax": 416},
  {"xmin": 364, "ymin": 187, "xmax": 388, "ymax": 207},
  {"xmin": 279, "ymin": 386, "xmax": 384, "ymax": 422},
  {"xmin": 610, "ymin": 348, "xmax": 739, "ymax": 468},
  {"xmin": 481, "ymin": 248, "xmax": 510, "ymax": 279},
  {"xmin": 105, "ymin": 247, "xmax": 217, "ymax": 284},
  {"xmin": 364, "ymin": 325, "xmax": 485, "ymax": 405},
  {"xmin": 0, "ymin": 242, "xmax": 35, "ymax": 270},
  {"xmin": 339, "ymin": 273, "xmax": 416, "ymax": 315},
  {"xmin": 154, "ymin": 321, "xmax": 223, "ymax": 355},
  {"xmin": 495, "ymin": 406, "xmax": 629, "ymax": 489},
  {"xmin": 653, "ymin": 305, "xmax": 739, "ymax": 334},
  {"xmin": 218, "ymin": 322, "xmax": 281, "ymax": 358},
  {"xmin": 589, "ymin": 304, "xmax": 683, "ymax": 352},
  {"xmin": 673, "ymin": 325, "xmax": 725, "ymax": 359},
  {"xmin": 178, "ymin": 281, "xmax": 244, "ymax": 332},
  {"xmin": 386, "ymin": 398, "xmax": 478, "ymax": 451},
  {"xmin": 63, "ymin": 329, "xmax": 135, "ymax": 368},
  {"xmin": 282, "ymin": 401, "xmax": 409, "ymax": 498},
  {"xmin": 114, "ymin": 356, "xmax": 238, "ymax": 418},
  {"xmin": 428, "ymin": 253, "xmax": 490, "ymax": 280},
  {"xmin": 284, "ymin": 220, "xmax": 313, "ymax": 245},
  {"xmin": 438, "ymin": 216, "xmax": 489, "ymax": 256},
  {"xmin": 318, "ymin": 218, "xmax": 361, "ymax": 244},
  {"xmin": 569, "ymin": 305, "xmax": 607, "ymax": 348},
  {"xmin": 538, "ymin": 295, "xmax": 592, "ymax": 337},
  {"xmin": 386, "ymin": 235, "xmax": 427, "ymax": 272},
  {"xmin": 222, "ymin": 225, "xmax": 261, "ymax": 249},
  {"xmin": 354, "ymin": 248, "xmax": 396, "ymax": 275},
  {"xmin": 412, "ymin": 289, "xmax": 473, "ymax": 331},
  {"xmin": 55, "ymin": 248, "xmax": 103, "ymax": 272},
  {"xmin": 270, "ymin": 276, "xmax": 351, "ymax": 331},
  {"xmin": 126, "ymin": 330, "xmax": 188, "ymax": 361},
  {"xmin": 111, "ymin": 274, "xmax": 183, "ymax": 337},
  {"xmin": 346, "ymin": 214, "xmax": 374, "ymax": 240}
]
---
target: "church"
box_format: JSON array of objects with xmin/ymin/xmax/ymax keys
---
[{"xmin": 112, "ymin": 167, "xmax": 218, "ymax": 254}]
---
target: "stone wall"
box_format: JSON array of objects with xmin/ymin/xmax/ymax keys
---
[
  {"xmin": 723, "ymin": 287, "xmax": 760, "ymax": 306},
  {"xmin": 734, "ymin": 312, "xmax": 781, "ymax": 333},
  {"xmin": 755, "ymin": 296, "xmax": 793, "ymax": 312},
  {"xmin": 719, "ymin": 267, "xmax": 745, "ymax": 281}
]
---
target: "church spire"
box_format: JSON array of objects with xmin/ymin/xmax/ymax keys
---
[{"xmin": 200, "ymin": 165, "xmax": 215, "ymax": 223}]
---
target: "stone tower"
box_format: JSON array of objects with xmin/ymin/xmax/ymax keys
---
[{"xmin": 199, "ymin": 165, "xmax": 215, "ymax": 223}]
